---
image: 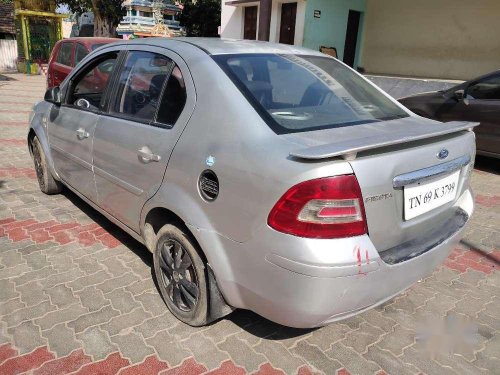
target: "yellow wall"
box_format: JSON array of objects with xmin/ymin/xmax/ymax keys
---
[{"xmin": 360, "ymin": 0, "xmax": 500, "ymax": 80}]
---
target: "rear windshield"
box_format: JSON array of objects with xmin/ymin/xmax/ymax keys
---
[
  {"xmin": 91, "ymin": 43, "xmax": 108, "ymax": 51},
  {"xmin": 214, "ymin": 54, "xmax": 408, "ymax": 134}
]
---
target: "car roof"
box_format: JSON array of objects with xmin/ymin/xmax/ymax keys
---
[
  {"xmin": 110, "ymin": 37, "xmax": 325, "ymax": 57},
  {"xmin": 58, "ymin": 37, "xmax": 118, "ymax": 47}
]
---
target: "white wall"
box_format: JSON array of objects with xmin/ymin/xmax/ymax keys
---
[
  {"xmin": 362, "ymin": 0, "xmax": 500, "ymax": 80},
  {"xmin": 0, "ymin": 39, "xmax": 18, "ymax": 71},
  {"xmin": 221, "ymin": 0, "xmax": 305, "ymax": 45}
]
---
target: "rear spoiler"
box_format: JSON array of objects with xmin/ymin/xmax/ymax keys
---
[{"xmin": 289, "ymin": 121, "xmax": 479, "ymax": 160}]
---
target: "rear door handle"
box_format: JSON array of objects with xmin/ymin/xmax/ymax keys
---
[
  {"xmin": 138, "ymin": 146, "xmax": 161, "ymax": 163},
  {"xmin": 76, "ymin": 128, "xmax": 90, "ymax": 140}
]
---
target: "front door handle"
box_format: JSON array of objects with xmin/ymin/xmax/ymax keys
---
[
  {"xmin": 138, "ymin": 146, "xmax": 161, "ymax": 163},
  {"xmin": 76, "ymin": 128, "xmax": 90, "ymax": 140}
]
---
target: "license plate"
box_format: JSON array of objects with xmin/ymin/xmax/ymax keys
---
[{"xmin": 404, "ymin": 171, "xmax": 460, "ymax": 220}]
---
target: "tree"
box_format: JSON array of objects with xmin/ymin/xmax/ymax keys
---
[
  {"xmin": 57, "ymin": 0, "xmax": 125, "ymax": 37},
  {"xmin": 179, "ymin": 0, "xmax": 220, "ymax": 37}
]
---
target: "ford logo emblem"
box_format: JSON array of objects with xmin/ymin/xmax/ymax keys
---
[{"xmin": 437, "ymin": 149, "xmax": 449, "ymax": 160}]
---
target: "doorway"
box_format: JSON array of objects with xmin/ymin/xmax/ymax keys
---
[
  {"xmin": 243, "ymin": 6, "xmax": 258, "ymax": 40},
  {"xmin": 343, "ymin": 10, "xmax": 361, "ymax": 67},
  {"xmin": 279, "ymin": 2, "xmax": 297, "ymax": 45}
]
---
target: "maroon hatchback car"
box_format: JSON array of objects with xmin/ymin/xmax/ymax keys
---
[{"xmin": 47, "ymin": 37, "xmax": 117, "ymax": 88}]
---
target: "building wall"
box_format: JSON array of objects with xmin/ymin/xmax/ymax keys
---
[
  {"xmin": 302, "ymin": 0, "xmax": 366, "ymax": 66},
  {"xmin": 221, "ymin": 1, "xmax": 248, "ymax": 39},
  {"xmin": 221, "ymin": 0, "xmax": 305, "ymax": 45},
  {"xmin": 361, "ymin": 0, "xmax": 500, "ymax": 80}
]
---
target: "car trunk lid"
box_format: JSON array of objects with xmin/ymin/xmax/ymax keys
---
[{"xmin": 284, "ymin": 116, "xmax": 477, "ymax": 252}]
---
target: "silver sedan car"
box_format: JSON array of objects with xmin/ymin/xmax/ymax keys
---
[{"xmin": 29, "ymin": 38, "xmax": 476, "ymax": 328}]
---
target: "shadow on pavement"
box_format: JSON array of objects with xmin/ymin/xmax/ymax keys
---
[
  {"xmin": 0, "ymin": 73, "xmax": 17, "ymax": 81},
  {"xmin": 61, "ymin": 188, "xmax": 153, "ymax": 268},
  {"xmin": 475, "ymin": 155, "xmax": 499, "ymax": 175},
  {"xmin": 461, "ymin": 239, "xmax": 500, "ymax": 265}
]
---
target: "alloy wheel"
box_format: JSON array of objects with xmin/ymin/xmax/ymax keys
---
[
  {"xmin": 158, "ymin": 239, "xmax": 199, "ymax": 312},
  {"xmin": 33, "ymin": 144, "xmax": 45, "ymax": 190}
]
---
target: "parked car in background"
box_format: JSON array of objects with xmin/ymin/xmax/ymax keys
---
[
  {"xmin": 47, "ymin": 37, "xmax": 117, "ymax": 88},
  {"xmin": 30, "ymin": 38, "xmax": 476, "ymax": 328},
  {"xmin": 399, "ymin": 70, "xmax": 500, "ymax": 159}
]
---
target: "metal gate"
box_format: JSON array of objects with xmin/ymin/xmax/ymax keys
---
[{"xmin": 27, "ymin": 18, "xmax": 55, "ymax": 62}]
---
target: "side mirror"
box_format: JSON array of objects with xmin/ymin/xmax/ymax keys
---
[
  {"xmin": 454, "ymin": 89, "xmax": 465, "ymax": 101},
  {"xmin": 44, "ymin": 86, "xmax": 61, "ymax": 105}
]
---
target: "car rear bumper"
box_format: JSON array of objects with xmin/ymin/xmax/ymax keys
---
[{"xmin": 191, "ymin": 189, "xmax": 473, "ymax": 328}]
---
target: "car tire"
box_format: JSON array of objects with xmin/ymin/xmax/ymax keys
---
[
  {"xmin": 31, "ymin": 136, "xmax": 62, "ymax": 195},
  {"xmin": 153, "ymin": 224, "xmax": 209, "ymax": 326}
]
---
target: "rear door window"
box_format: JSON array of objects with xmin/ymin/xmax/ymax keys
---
[
  {"xmin": 74, "ymin": 43, "xmax": 89, "ymax": 66},
  {"xmin": 156, "ymin": 65, "xmax": 187, "ymax": 126},
  {"xmin": 111, "ymin": 51, "xmax": 172, "ymax": 123},
  {"xmin": 56, "ymin": 42, "xmax": 73, "ymax": 66},
  {"xmin": 214, "ymin": 54, "xmax": 408, "ymax": 134}
]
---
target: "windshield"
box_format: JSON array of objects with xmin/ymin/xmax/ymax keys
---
[{"xmin": 214, "ymin": 54, "xmax": 409, "ymax": 134}]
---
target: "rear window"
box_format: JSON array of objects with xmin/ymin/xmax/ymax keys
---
[
  {"xmin": 56, "ymin": 43, "xmax": 73, "ymax": 66},
  {"xmin": 214, "ymin": 54, "xmax": 408, "ymax": 134},
  {"xmin": 92, "ymin": 43, "xmax": 108, "ymax": 51}
]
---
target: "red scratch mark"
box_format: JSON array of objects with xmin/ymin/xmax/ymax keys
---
[
  {"xmin": 365, "ymin": 249, "xmax": 370, "ymax": 264},
  {"xmin": 353, "ymin": 245, "xmax": 367, "ymax": 276}
]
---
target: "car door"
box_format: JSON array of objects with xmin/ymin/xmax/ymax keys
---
[
  {"xmin": 439, "ymin": 73, "xmax": 500, "ymax": 156},
  {"xmin": 52, "ymin": 41, "xmax": 74, "ymax": 86},
  {"xmin": 48, "ymin": 50, "xmax": 120, "ymax": 201},
  {"xmin": 92, "ymin": 47, "xmax": 195, "ymax": 232}
]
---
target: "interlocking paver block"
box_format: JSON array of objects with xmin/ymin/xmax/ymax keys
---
[
  {"xmin": 76, "ymin": 326, "xmax": 118, "ymax": 361},
  {"xmin": 326, "ymin": 341, "xmax": 381, "ymax": 375},
  {"xmin": 100, "ymin": 307, "xmax": 151, "ymax": 336},
  {"xmin": 253, "ymin": 338, "xmax": 305, "ymax": 374},
  {"xmin": 105, "ymin": 288, "xmax": 139, "ymax": 314},
  {"xmin": 146, "ymin": 330, "xmax": 191, "ymax": 367},
  {"xmin": 109, "ymin": 331, "xmax": 154, "ymax": 364},
  {"xmin": 218, "ymin": 334, "xmax": 267, "ymax": 372},
  {"xmin": 76, "ymin": 286, "xmax": 109, "ymax": 312},
  {"xmin": 35, "ymin": 303, "xmax": 88, "ymax": 331},
  {"xmin": 68, "ymin": 305, "xmax": 119, "ymax": 334},
  {"xmin": 376, "ymin": 324, "xmax": 416, "ymax": 356},
  {"xmin": 362, "ymin": 345, "xmax": 417, "ymax": 375},
  {"xmin": 290, "ymin": 340, "xmax": 343, "ymax": 374},
  {"xmin": 133, "ymin": 312, "xmax": 177, "ymax": 339},
  {"xmin": 45, "ymin": 284, "xmax": 78, "ymax": 307},
  {"xmin": 8, "ymin": 320, "xmax": 47, "ymax": 354},
  {"xmin": 42, "ymin": 323, "xmax": 81, "ymax": 357},
  {"xmin": 181, "ymin": 333, "xmax": 230, "ymax": 370},
  {"xmin": 340, "ymin": 322, "xmax": 384, "ymax": 354}
]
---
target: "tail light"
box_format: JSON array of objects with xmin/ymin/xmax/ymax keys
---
[{"xmin": 268, "ymin": 175, "xmax": 367, "ymax": 239}]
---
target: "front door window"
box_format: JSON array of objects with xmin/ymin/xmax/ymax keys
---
[
  {"xmin": 111, "ymin": 51, "xmax": 172, "ymax": 123},
  {"xmin": 67, "ymin": 52, "xmax": 118, "ymax": 111}
]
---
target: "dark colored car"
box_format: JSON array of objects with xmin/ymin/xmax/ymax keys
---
[
  {"xmin": 47, "ymin": 37, "xmax": 117, "ymax": 88},
  {"xmin": 399, "ymin": 70, "xmax": 500, "ymax": 158}
]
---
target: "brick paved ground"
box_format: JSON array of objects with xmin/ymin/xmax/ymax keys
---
[{"xmin": 0, "ymin": 72, "xmax": 498, "ymax": 375}]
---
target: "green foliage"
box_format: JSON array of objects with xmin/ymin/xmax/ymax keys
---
[
  {"xmin": 179, "ymin": 0, "xmax": 221, "ymax": 37},
  {"xmin": 56, "ymin": 0, "xmax": 125, "ymax": 27},
  {"xmin": 0, "ymin": 0, "xmax": 13, "ymax": 4}
]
